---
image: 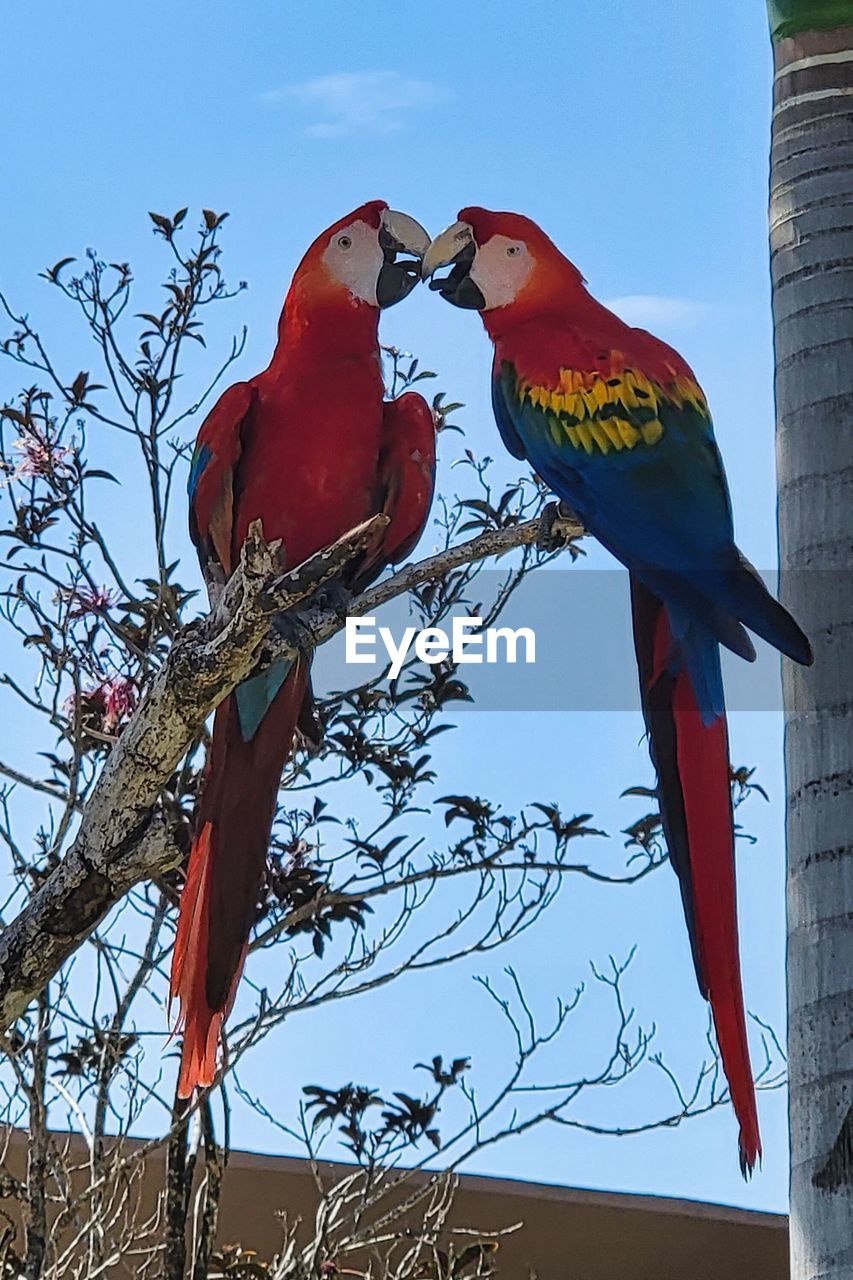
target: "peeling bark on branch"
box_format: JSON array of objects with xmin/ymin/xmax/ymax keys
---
[{"xmin": 0, "ymin": 509, "xmax": 583, "ymax": 1035}]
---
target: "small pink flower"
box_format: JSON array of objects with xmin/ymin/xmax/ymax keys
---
[
  {"xmin": 63, "ymin": 585, "xmax": 116, "ymax": 619},
  {"xmin": 61, "ymin": 690, "xmax": 80, "ymax": 721},
  {"xmin": 66, "ymin": 677, "xmax": 136, "ymax": 737},
  {"xmin": 10, "ymin": 428, "xmax": 72, "ymax": 480},
  {"xmin": 102, "ymin": 677, "xmax": 136, "ymax": 732}
]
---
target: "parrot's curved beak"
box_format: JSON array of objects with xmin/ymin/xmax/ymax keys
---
[
  {"xmin": 376, "ymin": 209, "xmax": 430, "ymax": 308},
  {"xmin": 421, "ymin": 220, "xmax": 485, "ymax": 310}
]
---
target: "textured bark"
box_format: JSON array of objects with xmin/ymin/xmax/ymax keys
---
[
  {"xmin": 0, "ymin": 510, "xmax": 582, "ymax": 1037},
  {"xmin": 163, "ymin": 1100, "xmax": 191, "ymax": 1280},
  {"xmin": 191, "ymin": 1102, "xmax": 225, "ymax": 1280},
  {"xmin": 770, "ymin": 14, "xmax": 853, "ymax": 1279},
  {"xmin": 0, "ymin": 515, "xmax": 388, "ymax": 1034},
  {"xmin": 23, "ymin": 994, "xmax": 49, "ymax": 1280}
]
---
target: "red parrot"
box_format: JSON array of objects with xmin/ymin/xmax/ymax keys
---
[
  {"xmin": 172, "ymin": 201, "xmax": 434, "ymax": 1096},
  {"xmin": 423, "ymin": 208, "xmax": 812, "ymax": 1173}
]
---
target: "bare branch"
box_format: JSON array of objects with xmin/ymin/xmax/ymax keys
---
[{"xmin": 0, "ymin": 509, "xmax": 582, "ymax": 1031}]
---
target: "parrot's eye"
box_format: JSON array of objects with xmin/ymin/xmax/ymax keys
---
[
  {"xmin": 506, "ymin": 244, "xmax": 522, "ymax": 257},
  {"xmin": 337, "ymin": 234, "xmax": 353, "ymax": 251}
]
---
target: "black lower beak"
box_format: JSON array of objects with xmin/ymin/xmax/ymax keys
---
[
  {"xmin": 376, "ymin": 225, "xmax": 422, "ymax": 309},
  {"xmin": 426, "ymin": 242, "xmax": 485, "ymax": 310},
  {"xmin": 376, "ymin": 260, "xmax": 420, "ymax": 307}
]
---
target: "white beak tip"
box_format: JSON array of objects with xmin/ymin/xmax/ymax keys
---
[{"xmin": 382, "ymin": 209, "xmax": 431, "ymax": 260}]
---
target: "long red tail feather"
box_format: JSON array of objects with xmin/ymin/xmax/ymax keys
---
[
  {"xmin": 672, "ymin": 669, "xmax": 761, "ymax": 1173},
  {"xmin": 170, "ymin": 663, "xmax": 307, "ymax": 1097},
  {"xmin": 631, "ymin": 577, "xmax": 760, "ymax": 1174}
]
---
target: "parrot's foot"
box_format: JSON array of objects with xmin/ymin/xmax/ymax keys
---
[
  {"xmin": 272, "ymin": 580, "xmax": 353, "ymax": 655},
  {"xmin": 297, "ymin": 693, "xmax": 325, "ymax": 755},
  {"xmin": 272, "ymin": 609, "xmax": 317, "ymax": 657},
  {"xmin": 537, "ymin": 500, "xmax": 579, "ymax": 552},
  {"xmin": 314, "ymin": 578, "xmax": 353, "ymax": 623}
]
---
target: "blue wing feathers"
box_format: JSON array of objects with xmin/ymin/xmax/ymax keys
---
[
  {"xmin": 502, "ymin": 369, "xmax": 791, "ymax": 663},
  {"xmin": 188, "ymin": 442, "xmax": 212, "ymax": 503},
  {"xmin": 491, "ymin": 367, "xmax": 527, "ymax": 460}
]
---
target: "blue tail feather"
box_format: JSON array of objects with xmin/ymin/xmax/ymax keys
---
[
  {"xmin": 667, "ymin": 606, "xmax": 724, "ymax": 725},
  {"xmin": 235, "ymin": 659, "xmax": 292, "ymax": 742}
]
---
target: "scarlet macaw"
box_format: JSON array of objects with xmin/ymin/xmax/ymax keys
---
[
  {"xmin": 172, "ymin": 201, "xmax": 434, "ymax": 1096},
  {"xmin": 422, "ymin": 208, "xmax": 812, "ymax": 1173}
]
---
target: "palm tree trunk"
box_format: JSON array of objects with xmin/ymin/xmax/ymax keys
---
[{"xmin": 769, "ymin": 3, "xmax": 853, "ymax": 1277}]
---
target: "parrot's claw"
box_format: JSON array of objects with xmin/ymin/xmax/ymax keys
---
[
  {"xmin": 297, "ymin": 696, "xmax": 325, "ymax": 755},
  {"xmin": 273, "ymin": 581, "xmax": 352, "ymax": 655},
  {"xmin": 537, "ymin": 500, "xmax": 579, "ymax": 552},
  {"xmin": 272, "ymin": 609, "xmax": 316, "ymax": 657},
  {"xmin": 314, "ymin": 578, "xmax": 353, "ymax": 623}
]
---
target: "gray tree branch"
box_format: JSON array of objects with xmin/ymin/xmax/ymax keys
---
[{"xmin": 0, "ymin": 510, "xmax": 583, "ymax": 1034}]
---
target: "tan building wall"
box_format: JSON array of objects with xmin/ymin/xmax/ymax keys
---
[
  {"xmin": 2, "ymin": 1131, "xmax": 788, "ymax": 1278},
  {"xmin": 196, "ymin": 1148, "xmax": 788, "ymax": 1279}
]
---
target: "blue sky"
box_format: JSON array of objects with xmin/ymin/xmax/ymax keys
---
[{"xmin": 0, "ymin": 1, "xmax": 792, "ymax": 1213}]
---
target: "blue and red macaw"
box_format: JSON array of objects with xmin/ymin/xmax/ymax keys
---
[
  {"xmin": 423, "ymin": 208, "xmax": 813, "ymax": 1173},
  {"xmin": 172, "ymin": 201, "xmax": 435, "ymax": 1096}
]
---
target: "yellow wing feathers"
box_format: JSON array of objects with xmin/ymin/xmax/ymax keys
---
[{"xmin": 516, "ymin": 363, "xmax": 707, "ymax": 457}]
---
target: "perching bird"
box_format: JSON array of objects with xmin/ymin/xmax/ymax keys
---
[
  {"xmin": 172, "ymin": 201, "xmax": 435, "ymax": 1096},
  {"xmin": 423, "ymin": 208, "xmax": 812, "ymax": 1173}
]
